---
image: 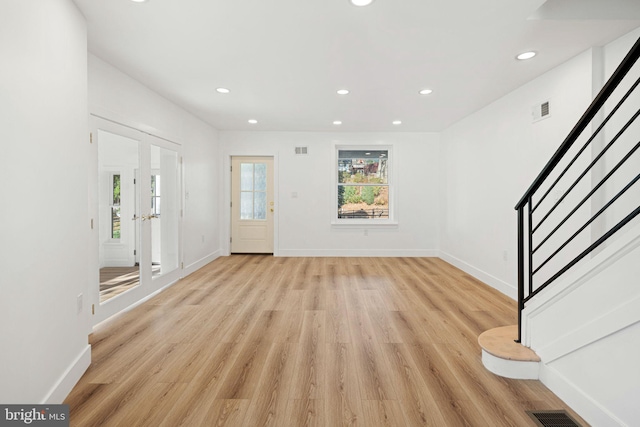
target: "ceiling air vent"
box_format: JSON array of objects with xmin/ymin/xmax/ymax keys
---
[
  {"xmin": 532, "ymin": 100, "xmax": 551, "ymax": 123},
  {"xmin": 295, "ymin": 146, "xmax": 308, "ymax": 155}
]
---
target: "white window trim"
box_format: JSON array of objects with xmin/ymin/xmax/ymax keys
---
[{"xmin": 331, "ymin": 144, "xmax": 398, "ymax": 227}]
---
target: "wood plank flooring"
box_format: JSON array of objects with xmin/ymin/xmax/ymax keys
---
[
  {"xmin": 99, "ymin": 266, "xmax": 140, "ymax": 303},
  {"xmin": 66, "ymin": 256, "xmax": 587, "ymax": 426},
  {"xmin": 100, "ymin": 266, "xmax": 161, "ymax": 303}
]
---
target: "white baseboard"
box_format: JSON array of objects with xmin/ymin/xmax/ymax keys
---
[
  {"xmin": 539, "ymin": 362, "xmax": 626, "ymax": 427},
  {"xmin": 276, "ymin": 249, "xmax": 439, "ymax": 257},
  {"xmin": 438, "ymin": 251, "xmax": 517, "ymax": 300},
  {"xmin": 184, "ymin": 251, "xmax": 221, "ymax": 276},
  {"xmin": 42, "ymin": 345, "xmax": 91, "ymax": 404},
  {"xmin": 94, "ymin": 278, "xmax": 182, "ymax": 330}
]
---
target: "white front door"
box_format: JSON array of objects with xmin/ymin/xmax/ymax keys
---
[{"xmin": 231, "ymin": 156, "xmax": 274, "ymax": 253}]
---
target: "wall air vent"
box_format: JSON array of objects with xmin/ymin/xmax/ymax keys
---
[
  {"xmin": 295, "ymin": 146, "xmax": 308, "ymax": 155},
  {"xmin": 532, "ymin": 100, "xmax": 551, "ymax": 123},
  {"xmin": 541, "ymin": 101, "xmax": 550, "ymax": 116}
]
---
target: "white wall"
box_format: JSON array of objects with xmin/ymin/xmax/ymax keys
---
[
  {"xmin": 0, "ymin": 0, "xmax": 91, "ymax": 403},
  {"xmin": 600, "ymin": 28, "xmax": 640, "ymax": 246},
  {"xmin": 439, "ymin": 49, "xmax": 595, "ymax": 298},
  {"xmin": 88, "ymin": 54, "xmax": 221, "ymax": 275},
  {"xmin": 219, "ymin": 131, "xmax": 440, "ymax": 256}
]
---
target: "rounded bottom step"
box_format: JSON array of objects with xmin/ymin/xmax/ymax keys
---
[{"xmin": 478, "ymin": 325, "xmax": 540, "ymax": 380}]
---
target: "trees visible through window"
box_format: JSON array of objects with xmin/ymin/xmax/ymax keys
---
[
  {"xmin": 337, "ymin": 149, "xmax": 389, "ymax": 219},
  {"xmin": 151, "ymin": 174, "xmax": 161, "ymax": 216},
  {"xmin": 111, "ymin": 174, "xmax": 121, "ymax": 239}
]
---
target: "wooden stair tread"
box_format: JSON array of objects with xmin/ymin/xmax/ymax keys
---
[{"xmin": 478, "ymin": 325, "xmax": 541, "ymax": 362}]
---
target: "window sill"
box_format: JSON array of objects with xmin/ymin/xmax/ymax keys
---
[{"xmin": 331, "ymin": 220, "xmax": 398, "ymax": 229}]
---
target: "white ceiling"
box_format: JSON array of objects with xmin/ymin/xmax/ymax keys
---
[{"xmin": 73, "ymin": 0, "xmax": 640, "ymax": 132}]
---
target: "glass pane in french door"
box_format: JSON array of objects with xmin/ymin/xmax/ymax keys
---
[
  {"xmin": 97, "ymin": 129, "xmax": 141, "ymax": 303},
  {"xmin": 149, "ymin": 144, "xmax": 179, "ymax": 278}
]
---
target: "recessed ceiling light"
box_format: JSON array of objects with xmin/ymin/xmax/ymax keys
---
[
  {"xmin": 130, "ymin": 0, "xmax": 149, "ymax": 2},
  {"xmin": 350, "ymin": 0, "xmax": 373, "ymax": 6},
  {"xmin": 337, "ymin": 89, "xmax": 350, "ymax": 95},
  {"xmin": 216, "ymin": 87, "xmax": 230, "ymax": 94},
  {"xmin": 419, "ymin": 89, "xmax": 433, "ymax": 95},
  {"xmin": 392, "ymin": 120, "xmax": 402, "ymax": 125},
  {"xmin": 333, "ymin": 121, "xmax": 342, "ymax": 125},
  {"xmin": 516, "ymin": 51, "xmax": 537, "ymax": 60},
  {"xmin": 248, "ymin": 119, "xmax": 258, "ymax": 124}
]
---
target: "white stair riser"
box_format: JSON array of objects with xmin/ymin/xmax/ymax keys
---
[{"xmin": 481, "ymin": 350, "xmax": 540, "ymax": 380}]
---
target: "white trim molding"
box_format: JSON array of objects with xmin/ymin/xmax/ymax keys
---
[
  {"xmin": 539, "ymin": 363, "xmax": 627, "ymax": 427},
  {"xmin": 184, "ymin": 251, "xmax": 221, "ymax": 276},
  {"xmin": 42, "ymin": 345, "xmax": 91, "ymax": 404},
  {"xmin": 277, "ymin": 249, "xmax": 439, "ymax": 257},
  {"xmin": 438, "ymin": 251, "xmax": 517, "ymax": 300}
]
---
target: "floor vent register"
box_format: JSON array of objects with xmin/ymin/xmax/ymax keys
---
[{"xmin": 526, "ymin": 410, "xmax": 582, "ymax": 427}]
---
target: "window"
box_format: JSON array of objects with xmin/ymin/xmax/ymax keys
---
[
  {"xmin": 240, "ymin": 162, "xmax": 267, "ymax": 220},
  {"xmin": 111, "ymin": 174, "xmax": 121, "ymax": 239},
  {"xmin": 336, "ymin": 148, "xmax": 391, "ymax": 221},
  {"xmin": 151, "ymin": 174, "xmax": 161, "ymax": 216}
]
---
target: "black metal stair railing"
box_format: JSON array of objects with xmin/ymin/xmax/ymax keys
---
[{"xmin": 515, "ymin": 36, "xmax": 640, "ymax": 343}]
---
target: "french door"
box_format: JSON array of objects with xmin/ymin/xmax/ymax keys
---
[{"xmin": 91, "ymin": 116, "xmax": 182, "ymax": 325}]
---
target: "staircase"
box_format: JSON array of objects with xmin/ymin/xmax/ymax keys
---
[{"xmin": 478, "ymin": 34, "xmax": 640, "ymax": 418}]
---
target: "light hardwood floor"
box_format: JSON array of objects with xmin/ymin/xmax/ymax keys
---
[
  {"xmin": 99, "ymin": 266, "xmax": 140, "ymax": 303},
  {"xmin": 66, "ymin": 256, "xmax": 587, "ymax": 426}
]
